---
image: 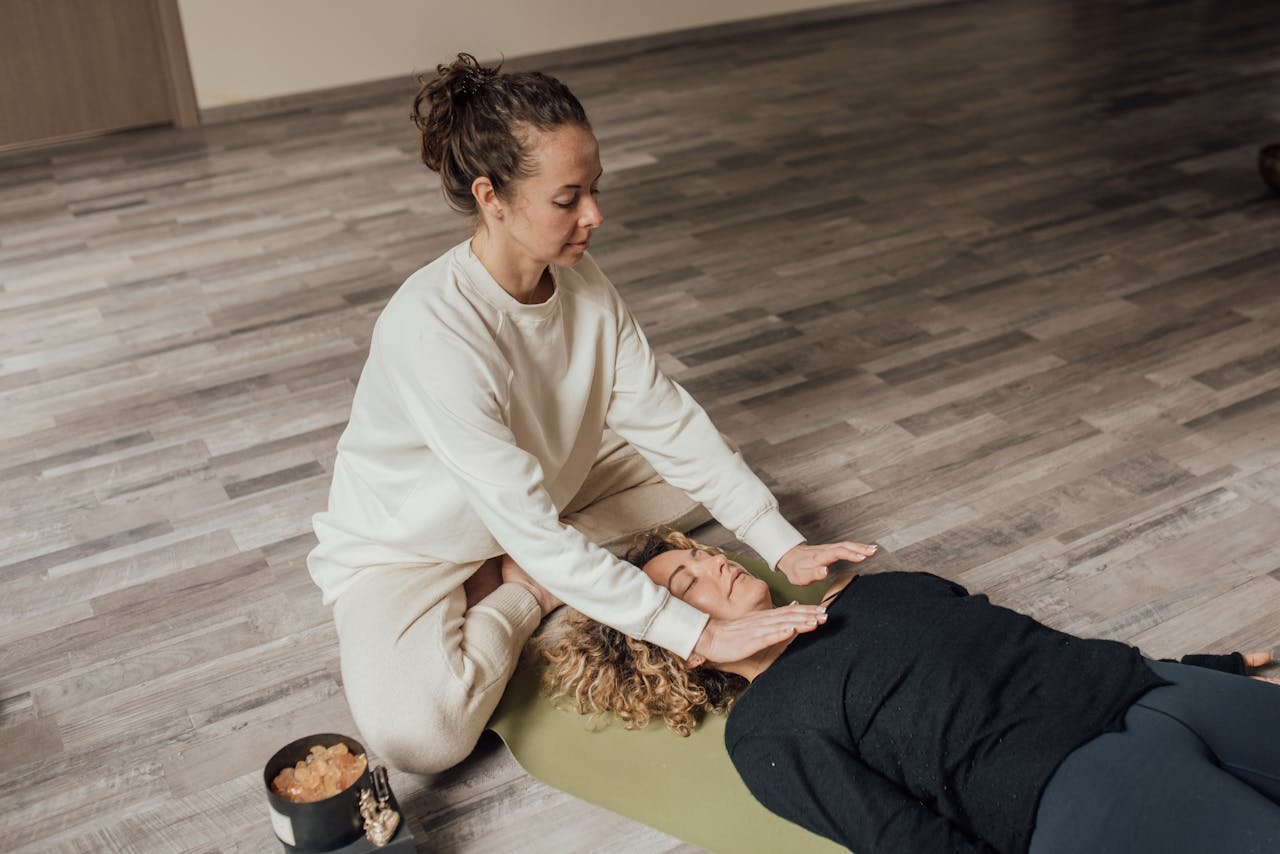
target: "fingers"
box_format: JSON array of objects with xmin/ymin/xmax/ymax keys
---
[
  {"xmin": 744, "ymin": 604, "xmax": 827, "ymax": 637},
  {"xmin": 703, "ymin": 605, "xmax": 829, "ymax": 662},
  {"xmin": 753, "ymin": 603, "xmax": 827, "ymax": 624},
  {"xmin": 811, "ymin": 542, "xmax": 879, "ymax": 566},
  {"xmin": 842, "ymin": 541, "xmax": 879, "ymax": 557},
  {"xmin": 1243, "ymin": 651, "xmax": 1274, "ymax": 668},
  {"xmin": 789, "ymin": 619, "xmax": 823, "ymax": 636},
  {"xmin": 749, "ymin": 611, "xmax": 826, "ymax": 648},
  {"xmin": 1243, "ymin": 652, "xmax": 1277, "ymax": 685},
  {"xmin": 788, "ymin": 566, "xmax": 830, "ymax": 585},
  {"xmin": 760, "ymin": 623, "xmax": 814, "ymax": 646},
  {"xmin": 790, "ymin": 543, "xmax": 878, "ymax": 584}
]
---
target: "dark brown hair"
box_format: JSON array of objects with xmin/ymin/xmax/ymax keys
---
[
  {"xmin": 411, "ymin": 52, "xmax": 590, "ymax": 215},
  {"xmin": 539, "ymin": 528, "xmax": 748, "ymax": 736}
]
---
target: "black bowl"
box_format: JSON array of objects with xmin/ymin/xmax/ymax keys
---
[
  {"xmin": 264, "ymin": 732, "xmax": 372, "ymax": 853},
  {"xmin": 1261, "ymin": 144, "xmax": 1280, "ymax": 196}
]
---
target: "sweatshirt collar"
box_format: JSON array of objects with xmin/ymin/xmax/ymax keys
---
[{"xmin": 455, "ymin": 239, "xmax": 563, "ymax": 321}]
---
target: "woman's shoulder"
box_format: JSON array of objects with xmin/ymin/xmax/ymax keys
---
[
  {"xmin": 375, "ymin": 247, "xmax": 493, "ymax": 334},
  {"xmin": 832, "ymin": 570, "xmax": 970, "ymax": 602},
  {"xmin": 723, "ymin": 674, "xmax": 780, "ymax": 751},
  {"xmin": 364, "ymin": 255, "xmax": 509, "ymax": 383},
  {"xmin": 398, "ymin": 240, "xmax": 468, "ymax": 290}
]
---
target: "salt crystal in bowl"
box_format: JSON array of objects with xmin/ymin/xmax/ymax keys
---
[{"xmin": 263, "ymin": 732, "xmax": 373, "ymax": 852}]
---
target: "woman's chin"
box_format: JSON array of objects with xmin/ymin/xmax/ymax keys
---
[{"xmin": 745, "ymin": 579, "xmax": 774, "ymax": 611}]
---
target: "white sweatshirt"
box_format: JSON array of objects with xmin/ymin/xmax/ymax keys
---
[{"xmin": 308, "ymin": 239, "xmax": 804, "ymax": 658}]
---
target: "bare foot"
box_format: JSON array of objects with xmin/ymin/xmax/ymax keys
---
[
  {"xmin": 500, "ymin": 553, "xmax": 562, "ymax": 617},
  {"xmin": 463, "ymin": 556, "xmax": 502, "ymax": 609}
]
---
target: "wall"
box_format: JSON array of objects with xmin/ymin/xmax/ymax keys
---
[{"xmin": 176, "ymin": 0, "xmax": 866, "ymax": 110}]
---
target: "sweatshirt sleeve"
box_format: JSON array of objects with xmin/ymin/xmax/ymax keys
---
[
  {"xmin": 1165, "ymin": 652, "xmax": 1247, "ymax": 674},
  {"xmin": 730, "ymin": 730, "xmax": 998, "ymax": 854},
  {"xmin": 602, "ymin": 282, "xmax": 805, "ymax": 570},
  {"xmin": 384, "ymin": 321, "xmax": 710, "ymax": 659}
]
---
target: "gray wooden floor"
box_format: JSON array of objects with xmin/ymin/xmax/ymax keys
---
[{"xmin": 3, "ymin": 0, "xmax": 1279, "ymax": 850}]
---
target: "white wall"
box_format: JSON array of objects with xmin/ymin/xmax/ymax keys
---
[{"xmin": 176, "ymin": 0, "xmax": 863, "ymax": 110}]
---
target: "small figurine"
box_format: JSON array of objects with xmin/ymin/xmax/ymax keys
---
[{"xmin": 359, "ymin": 766, "xmax": 401, "ymax": 847}]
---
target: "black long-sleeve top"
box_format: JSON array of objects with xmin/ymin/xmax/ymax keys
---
[{"xmin": 724, "ymin": 571, "xmax": 1172, "ymax": 854}]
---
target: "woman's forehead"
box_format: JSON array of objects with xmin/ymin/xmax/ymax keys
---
[
  {"xmin": 642, "ymin": 548, "xmax": 691, "ymax": 584},
  {"xmin": 526, "ymin": 126, "xmax": 600, "ymax": 180}
]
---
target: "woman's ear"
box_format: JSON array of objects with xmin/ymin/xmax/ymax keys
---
[
  {"xmin": 685, "ymin": 652, "xmax": 706, "ymax": 669},
  {"xmin": 471, "ymin": 176, "xmax": 502, "ymax": 221}
]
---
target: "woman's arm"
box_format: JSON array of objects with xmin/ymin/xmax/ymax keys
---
[
  {"xmin": 598, "ymin": 272, "xmax": 876, "ymax": 583},
  {"xmin": 730, "ymin": 730, "xmax": 997, "ymax": 854},
  {"xmin": 384, "ymin": 321, "xmax": 709, "ymax": 656},
  {"xmin": 603, "ymin": 289, "xmax": 804, "ymax": 570},
  {"xmin": 1168, "ymin": 651, "xmax": 1279, "ymax": 682},
  {"xmin": 384, "ymin": 324, "xmax": 824, "ymax": 660},
  {"xmin": 1168, "ymin": 652, "xmax": 1247, "ymax": 674}
]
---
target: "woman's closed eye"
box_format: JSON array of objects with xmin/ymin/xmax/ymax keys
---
[
  {"xmin": 681, "ymin": 548, "xmax": 703, "ymax": 595},
  {"xmin": 553, "ymin": 187, "xmax": 600, "ymax": 209}
]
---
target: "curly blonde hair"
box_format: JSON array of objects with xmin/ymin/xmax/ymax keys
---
[{"xmin": 539, "ymin": 528, "xmax": 748, "ymax": 736}]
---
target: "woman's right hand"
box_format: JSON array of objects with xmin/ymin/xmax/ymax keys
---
[
  {"xmin": 687, "ymin": 604, "xmax": 827, "ymax": 668},
  {"xmin": 500, "ymin": 553, "xmax": 563, "ymax": 617}
]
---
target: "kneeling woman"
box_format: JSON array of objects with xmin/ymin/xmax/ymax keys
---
[{"xmin": 541, "ymin": 529, "xmax": 1280, "ymax": 854}]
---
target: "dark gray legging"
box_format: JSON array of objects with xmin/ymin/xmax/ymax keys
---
[{"xmin": 1030, "ymin": 659, "xmax": 1280, "ymax": 854}]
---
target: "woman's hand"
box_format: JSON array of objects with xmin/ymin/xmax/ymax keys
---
[
  {"xmin": 500, "ymin": 553, "xmax": 563, "ymax": 617},
  {"xmin": 777, "ymin": 541, "xmax": 878, "ymax": 586},
  {"xmin": 1244, "ymin": 651, "xmax": 1280, "ymax": 684},
  {"xmin": 687, "ymin": 604, "xmax": 828, "ymax": 668}
]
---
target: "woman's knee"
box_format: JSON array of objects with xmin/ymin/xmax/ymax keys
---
[
  {"xmin": 352, "ymin": 687, "xmax": 487, "ymax": 774},
  {"xmin": 363, "ymin": 724, "xmax": 481, "ymax": 775},
  {"xmin": 333, "ymin": 568, "xmax": 503, "ymax": 774}
]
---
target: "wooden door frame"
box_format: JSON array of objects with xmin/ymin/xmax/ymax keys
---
[
  {"xmin": 0, "ymin": 0, "xmax": 199, "ymax": 152},
  {"xmin": 154, "ymin": 0, "xmax": 200, "ymax": 127}
]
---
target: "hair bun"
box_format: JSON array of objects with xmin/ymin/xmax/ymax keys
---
[
  {"xmin": 410, "ymin": 52, "xmax": 589, "ymax": 215},
  {"xmin": 412, "ymin": 53, "xmax": 502, "ymax": 172},
  {"xmin": 451, "ymin": 62, "xmax": 496, "ymax": 98}
]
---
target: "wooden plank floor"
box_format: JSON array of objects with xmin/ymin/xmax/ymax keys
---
[{"xmin": 3, "ymin": 0, "xmax": 1279, "ymax": 850}]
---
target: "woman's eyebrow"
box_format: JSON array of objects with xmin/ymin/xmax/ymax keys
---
[
  {"xmin": 559, "ymin": 169, "xmax": 604, "ymax": 189},
  {"xmin": 665, "ymin": 564, "xmax": 688, "ymax": 592}
]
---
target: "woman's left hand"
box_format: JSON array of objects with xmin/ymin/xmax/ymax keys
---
[
  {"xmin": 777, "ymin": 541, "xmax": 878, "ymax": 586},
  {"xmin": 1244, "ymin": 651, "xmax": 1280, "ymax": 684}
]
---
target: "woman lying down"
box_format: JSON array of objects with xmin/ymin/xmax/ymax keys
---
[{"xmin": 540, "ymin": 528, "xmax": 1280, "ymax": 854}]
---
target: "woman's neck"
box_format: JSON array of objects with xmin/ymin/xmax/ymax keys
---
[
  {"xmin": 723, "ymin": 639, "xmax": 797, "ymax": 683},
  {"xmin": 470, "ymin": 229, "xmax": 551, "ymax": 304},
  {"xmin": 723, "ymin": 573, "xmax": 857, "ymax": 683}
]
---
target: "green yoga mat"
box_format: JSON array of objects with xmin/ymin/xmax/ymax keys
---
[{"xmin": 487, "ymin": 556, "xmax": 846, "ymax": 854}]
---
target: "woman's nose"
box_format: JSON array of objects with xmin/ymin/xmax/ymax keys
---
[{"xmin": 581, "ymin": 196, "xmax": 604, "ymax": 229}]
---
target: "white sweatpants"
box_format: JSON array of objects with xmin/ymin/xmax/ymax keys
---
[{"xmin": 331, "ymin": 431, "xmax": 711, "ymax": 773}]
